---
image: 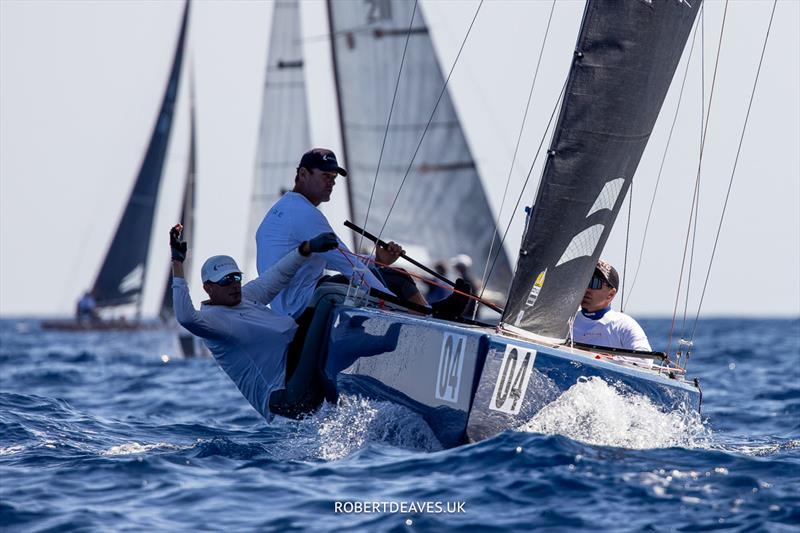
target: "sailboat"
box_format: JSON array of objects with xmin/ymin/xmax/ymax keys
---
[
  {"xmin": 43, "ymin": 1, "xmax": 190, "ymax": 331},
  {"xmin": 293, "ymin": 0, "xmax": 705, "ymax": 448}
]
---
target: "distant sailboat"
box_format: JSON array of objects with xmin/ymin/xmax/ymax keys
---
[
  {"xmin": 245, "ymin": 0, "xmax": 312, "ymax": 278},
  {"xmin": 326, "ymin": 0, "xmax": 513, "ymax": 298},
  {"xmin": 44, "ymin": 0, "xmax": 190, "ymax": 331}
]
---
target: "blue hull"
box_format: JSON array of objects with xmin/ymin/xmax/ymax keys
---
[{"xmin": 324, "ymin": 305, "xmax": 700, "ymax": 449}]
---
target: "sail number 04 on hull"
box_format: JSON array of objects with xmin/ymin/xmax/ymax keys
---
[
  {"xmin": 436, "ymin": 333, "xmax": 466, "ymax": 403},
  {"xmin": 490, "ymin": 344, "xmax": 537, "ymax": 415}
]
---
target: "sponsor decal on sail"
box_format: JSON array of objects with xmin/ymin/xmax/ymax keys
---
[
  {"xmin": 516, "ymin": 269, "xmax": 547, "ymax": 326},
  {"xmin": 119, "ymin": 264, "xmax": 144, "ymax": 294}
]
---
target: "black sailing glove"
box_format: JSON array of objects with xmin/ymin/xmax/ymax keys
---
[
  {"xmin": 307, "ymin": 232, "xmax": 339, "ymax": 254},
  {"xmin": 169, "ymin": 224, "xmax": 187, "ymax": 262}
]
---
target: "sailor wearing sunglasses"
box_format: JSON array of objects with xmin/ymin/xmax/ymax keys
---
[
  {"xmin": 571, "ymin": 259, "xmax": 651, "ymax": 352},
  {"xmin": 168, "ymin": 224, "xmax": 339, "ymax": 420}
]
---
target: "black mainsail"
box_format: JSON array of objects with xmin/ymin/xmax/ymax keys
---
[
  {"xmin": 91, "ymin": 0, "xmax": 190, "ymax": 312},
  {"xmin": 503, "ymin": 0, "xmax": 702, "ymax": 338},
  {"xmin": 159, "ymin": 75, "xmax": 196, "ymax": 320},
  {"xmin": 326, "ymin": 0, "xmax": 512, "ymax": 294},
  {"xmin": 245, "ymin": 0, "xmax": 312, "ymax": 276}
]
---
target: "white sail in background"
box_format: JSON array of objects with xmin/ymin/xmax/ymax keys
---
[
  {"xmin": 327, "ymin": 0, "xmax": 512, "ymax": 295},
  {"xmin": 245, "ymin": 0, "xmax": 312, "ymax": 278}
]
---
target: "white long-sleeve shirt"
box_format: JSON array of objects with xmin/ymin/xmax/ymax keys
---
[
  {"xmin": 572, "ymin": 308, "xmax": 652, "ymax": 352},
  {"xmin": 172, "ymin": 249, "xmax": 307, "ymax": 420},
  {"xmin": 255, "ymin": 191, "xmax": 391, "ymax": 317}
]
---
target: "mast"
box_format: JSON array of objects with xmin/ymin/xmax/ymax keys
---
[
  {"xmin": 160, "ymin": 70, "xmax": 196, "ymax": 320},
  {"xmin": 325, "ymin": 0, "xmax": 513, "ymax": 292},
  {"xmin": 326, "ymin": 0, "xmax": 357, "ymax": 250},
  {"xmin": 502, "ymin": 0, "xmax": 703, "ymax": 338},
  {"xmin": 91, "ymin": 0, "xmax": 190, "ymax": 315},
  {"xmin": 246, "ymin": 0, "xmax": 313, "ymax": 275}
]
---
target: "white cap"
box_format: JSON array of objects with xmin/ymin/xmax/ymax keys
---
[
  {"xmin": 201, "ymin": 255, "xmax": 241, "ymax": 283},
  {"xmin": 451, "ymin": 254, "xmax": 473, "ymax": 269}
]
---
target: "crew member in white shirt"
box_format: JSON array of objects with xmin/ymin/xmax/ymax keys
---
[
  {"xmin": 169, "ymin": 224, "xmax": 340, "ymax": 420},
  {"xmin": 572, "ymin": 259, "xmax": 651, "ymax": 352},
  {"xmin": 255, "ymin": 148, "xmax": 429, "ymax": 318}
]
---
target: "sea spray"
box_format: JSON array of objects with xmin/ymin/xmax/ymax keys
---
[
  {"xmin": 311, "ymin": 395, "xmax": 441, "ymax": 460},
  {"xmin": 518, "ymin": 376, "xmax": 710, "ymax": 449}
]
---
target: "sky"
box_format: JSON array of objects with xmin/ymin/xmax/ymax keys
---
[{"xmin": 1, "ymin": 0, "xmax": 798, "ymax": 318}]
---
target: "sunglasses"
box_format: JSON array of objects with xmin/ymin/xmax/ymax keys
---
[
  {"xmin": 214, "ymin": 273, "xmax": 242, "ymax": 287},
  {"xmin": 588, "ymin": 275, "xmax": 608, "ymax": 290}
]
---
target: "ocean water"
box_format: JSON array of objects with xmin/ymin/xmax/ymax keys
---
[{"xmin": 1, "ymin": 318, "xmax": 798, "ymax": 531}]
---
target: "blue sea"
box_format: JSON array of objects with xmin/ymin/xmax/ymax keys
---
[{"xmin": 1, "ymin": 318, "xmax": 798, "ymax": 531}]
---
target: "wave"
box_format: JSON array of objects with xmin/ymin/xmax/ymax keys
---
[{"xmin": 518, "ymin": 376, "xmax": 711, "ymax": 450}]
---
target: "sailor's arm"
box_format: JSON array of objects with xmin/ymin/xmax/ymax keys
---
[
  {"xmin": 169, "ymin": 224, "xmax": 231, "ymax": 341},
  {"xmin": 293, "ymin": 209, "xmax": 394, "ymax": 295},
  {"xmin": 243, "ymin": 232, "xmax": 340, "ymax": 305}
]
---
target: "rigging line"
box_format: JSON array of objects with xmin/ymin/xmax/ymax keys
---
[
  {"xmin": 690, "ymin": 0, "xmax": 778, "ymax": 341},
  {"xmin": 356, "ymin": 0, "xmax": 419, "ymax": 257},
  {"xmin": 371, "ymin": 0, "xmax": 485, "ymax": 252},
  {"xmin": 621, "ymin": 182, "xmax": 633, "ymax": 312},
  {"xmin": 680, "ymin": 176, "xmax": 700, "ymax": 337},
  {"xmin": 680, "ymin": 5, "xmax": 708, "ymax": 339},
  {"xmin": 474, "ymin": 0, "xmax": 557, "ymax": 321},
  {"xmin": 626, "ymin": 12, "xmax": 703, "ymax": 304},
  {"xmin": 479, "ymin": 75, "xmax": 569, "ymax": 303},
  {"xmin": 667, "ymin": 0, "xmax": 729, "ymax": 356}
]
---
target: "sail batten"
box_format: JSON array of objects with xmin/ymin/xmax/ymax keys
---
[
  {"xmin": 91, "ymin": 0, "xmax": 190, "ymax": 312},
  {"xmin": 327, "ymin": 0, "xmax": 512, "ymax": 293},
  {"xmin": 502, "ymin": 0, "xmax": 703, "ymax": 338}
]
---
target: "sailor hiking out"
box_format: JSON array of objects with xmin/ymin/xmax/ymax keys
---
[{"xmin": 169, "ymin": 224, "xmax": 340, "ymax": 419}]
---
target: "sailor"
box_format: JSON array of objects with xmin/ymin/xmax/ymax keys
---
[
  {"xmin": 169, "ymin": 224, "xmax": 340, "ymax": 420},
  {"xmin": 75, "ymin": 290, "xmax": 99, "ymax": 322},
  {"xmin": 255, "ymin": 148, "xmax": 428, "ymax": 318},
  {"xmin": 451, "ymin": 254, "xmax": 481, "ymax": 317},
  {"xmin": 571, "ymin": 259, "xmax": 652, "ymax": 352},
  {"xmin": 425, "ymin": 261, "xmax": 452, "ymax": 303}
]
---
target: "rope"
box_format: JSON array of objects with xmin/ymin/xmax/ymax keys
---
[
  {"xmin": 621, "ymin": 181, "xmax": 632, "ymax": 312},
  {"xmin": 372, "ymin": 0, "xmax": 485, "ymax": 253},
  {"xmin": 356, "ymin": 0, "xmax": 418, "ymax": 256},
  {"xmin": 679, "ymin": 6, "xmax": 708, "ymax": 339},
  {"xmin": 626, "ymin": 12, "xmax": 703, "ymax": 305},
  {"xmin": 667, "ymin": 0, "xmax": 729, "ymax": 356},
  {"xmin": 689, "ymin": 0, "xmax": 778, "ymax": 340},
  {"xmin": 336, "ymin": 248, "xmax": 374, "ymax": 291},
  {"xmin": 475, "ymin": 0, "xmax": 557, "ymax": 319}
]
